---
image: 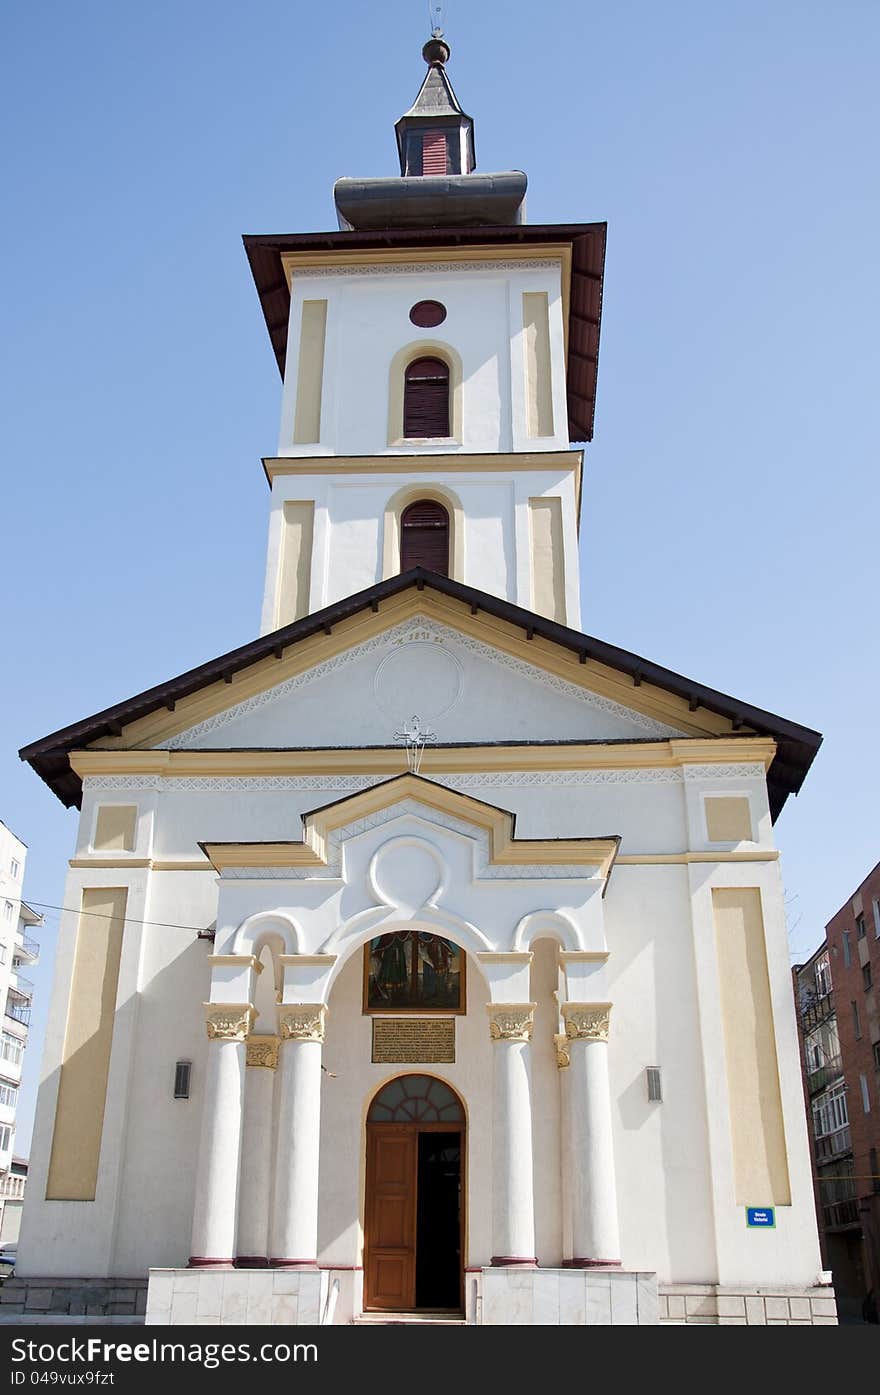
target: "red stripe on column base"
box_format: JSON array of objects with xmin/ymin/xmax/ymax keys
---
[
  {"xmin": 564, "ymin": 1258, "xmax": 622, "ymax": 1269},
  {"xmin": 269, "ymin": 1258, "xmax": 320, "ymax": 1269},
  {"xmin": 235, "ymin": 1256, "xmax": 269, "ymax": 1268},
  {"xmin": 188, "ymin": 1257, "xmax": 236, "ymax": 1269},
  {"xmin": 490, "ymin": 1256, "xmax": 538, "ymax": 1267}
]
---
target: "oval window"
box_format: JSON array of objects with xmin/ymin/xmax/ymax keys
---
[{"xmin": 409, "ymin": 300, "xmax": 447, "ymax": 328}]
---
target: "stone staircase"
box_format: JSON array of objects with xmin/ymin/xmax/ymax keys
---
[{"xmin": 352, "ymin": 1310, "xmax": 467, "ymax": 1326}]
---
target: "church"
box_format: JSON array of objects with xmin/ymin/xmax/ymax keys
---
[{"xmin": 17, "ymin": 34, "xmax": 835, "ymax": 1326}]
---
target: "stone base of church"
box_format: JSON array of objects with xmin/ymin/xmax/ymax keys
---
[
  {"xmin": 145, "ymin": 1268, "xmax": 330, "ymax": 1326},
  {"xmin": 658, "ymin": 1283, "xmax": 838, "ymax": 1325},
  {"xmin": 146, "ymin": 1266, "xmax": 660, "ymax": 1325},
  {"xmin": 472, "ymin": 1267, "xmax": 658, "ymax": 1325}
]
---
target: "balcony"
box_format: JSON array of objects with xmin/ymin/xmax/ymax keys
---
[
  {"xmin": 0, "ymin": 1172, "xmax": 25, "ymax": 1201},
  {"xmin": 807, "ymin": 1055, "xmax": 844, "ymax": 1096},
  {"xmin": 4, "ymin": 978, "xmax": 33, "ymax": 1029},
  {"xmin": 800, "ymin": 994, "xmax": 834, "ymax": 1034},
  {"xmin": 815, "ymin": 1125, "xmax": 852, "ymax": 1162},
  {"xmin": 13, "ymin": 933, "xmax": 39, "ymax": 964}
]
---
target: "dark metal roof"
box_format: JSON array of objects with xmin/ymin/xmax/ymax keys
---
[
  {"xmin": 242, "ymin": 221, "xmax": 606, "ymax": 442},
  {"xmin": 333, "ymin": 173, "xmax": 527, "ymax": 232},
  {"xmin": 20, "ymin": 568, "xmax": 821, "ymax": 818}
]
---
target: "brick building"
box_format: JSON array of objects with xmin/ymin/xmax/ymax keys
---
[{"xmin": 794, "ymin": 859, "xmax": 880, "ymax": 1321}]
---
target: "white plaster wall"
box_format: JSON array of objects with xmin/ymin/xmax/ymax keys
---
[
  {"xmin": 260, "ymin": 466, "xmax": 580, "ymax": 628},
  {"xmin": 278, "ymin": 262, "xmax": 567, "ymax": 459},
  {"xmin": 20, "ymin": 756, "xmax": 822, "ymax": 1292}
]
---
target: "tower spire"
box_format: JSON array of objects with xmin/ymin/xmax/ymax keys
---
[{"xmin": 395, "ymin": 29, "xmax": 475, "ymax": 177}]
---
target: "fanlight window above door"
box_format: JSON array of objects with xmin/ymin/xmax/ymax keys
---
[{"xmin": 368, "ymin": 1075, "xmax": 464, "ymax": 1124}]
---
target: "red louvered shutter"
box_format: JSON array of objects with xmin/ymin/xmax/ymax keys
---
[
  {"xmin": 400, "ymin": 500, "xmax": 450, "ymax": 575},
  {"xmin": 422, "ymin": 131, "xmax": 448, "ymax": 176},
  {"xmin": 403, "ymin": 357, "xmax": 450, "ymax": 438}
]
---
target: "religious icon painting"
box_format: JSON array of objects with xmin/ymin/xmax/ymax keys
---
[{"xmin": 363, "ymin": 931, "xmax": 466, "ymax": 1014}]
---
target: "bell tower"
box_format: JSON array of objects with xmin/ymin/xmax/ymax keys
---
[{"xmin": 245, "ymin": 33, "xmax": 606, "ymax": 636}]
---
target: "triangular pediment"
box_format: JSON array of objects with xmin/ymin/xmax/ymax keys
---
[
  {"xmin": 156, "ymin": 613, "xmax": 686, "ymax": 752},
  {"xmin": 21, "ymin": 571, "xmax": 820, "ymax": 815}
]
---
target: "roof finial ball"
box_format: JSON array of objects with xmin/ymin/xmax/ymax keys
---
[{"xmin": 422, "ymin": 32, "xmax": 451, "ymax": 66}]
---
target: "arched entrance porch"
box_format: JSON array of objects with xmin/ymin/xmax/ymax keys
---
[{"xmin": 364, "ymin": 1074, "xmax": 465, "ymax": 1313}]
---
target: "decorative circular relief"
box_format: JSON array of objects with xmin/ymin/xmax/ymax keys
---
[
  {"xmin": 409, "ymin": 299, "xmax": 447, "ymax": 328},
  {"xmin": 373, "ymin": 642, "xmax": 463, "ymax": 723}
]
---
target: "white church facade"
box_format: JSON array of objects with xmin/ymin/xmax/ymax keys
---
[{"xmin": 17, "ymin": 35, "xmax": 834, "ymax": 1326}]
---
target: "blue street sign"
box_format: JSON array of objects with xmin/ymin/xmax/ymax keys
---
[{"xmin": 746, "ymin": 1207, "xmax": 776, "ymax": 1228}]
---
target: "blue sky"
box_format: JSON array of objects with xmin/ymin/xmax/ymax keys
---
[{"xmin": 2, "ymin": 0, "xmax": 878, "ymax": 1152}]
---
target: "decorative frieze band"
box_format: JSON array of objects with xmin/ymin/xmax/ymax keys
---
[
  {"xmin": 278, "ymin": 1004, "xmax": 328, "ymax": 1043},
  {"xmin": 245, "ymin": 1035, "xmax": 280, "ymax": 1069},
  {"xmin": 203, "ymin": 1003, "xmax": 255, "ymax": 1042},
  {"xmin": 487, "ymin": 1003, "xmax": 536, "ymax": 1043},
  {"xmin": 561, "ymin": 1002, "xmax": 612, "ymax": 1043}
]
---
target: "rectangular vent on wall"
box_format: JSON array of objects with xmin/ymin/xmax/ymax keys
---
[
  {"xmin": 646, "ymin": 1066, "xmax": 662, "ymax": 1102},
  {"xmin": 174, "ymin": 1060, "xmax": 192, "ymax": 1100}
]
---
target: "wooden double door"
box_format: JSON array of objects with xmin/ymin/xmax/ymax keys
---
[{"xmin": 364, "ymin": 1123, "xmax": 463, "ymax": 1312}]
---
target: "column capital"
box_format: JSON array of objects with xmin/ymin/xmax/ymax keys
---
[
  {"xmin": 487, "ymin": 1002, "xmax": 536, "ymax": 1043},
  {"xmin": 561, "ymin": 1001, "xmax": 612, "ymax": 1043},
  {"xmin": 278, "ymin": 1003, "xmax": 328, "ymax": 1043},
  {"xmin": 246, "ymin": 1035, "xmax": 280, "ymax": 1069},
  {"xmin": 203, "ymin": 1002, "xmax": 255, "ymax": 1042},
  {"xmin": 553, "ymin": 1032, "xmax": 571, "ymax": 1069}
]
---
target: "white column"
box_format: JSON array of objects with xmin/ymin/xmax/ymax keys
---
[
  {"xmin": 487, "ymin": 1003, "xmax": 537, "ymax": 1266},
  {"xmin": 189, "ymin": 1003, "xmax": 253, "ymax": 1266},
  {"xmin": 561, "ymin": 1002, "xmax": 621, "ymax": 1266},
  {"xmin": 236, "ymin": 1036, "xmax": 279, "ymax": 1265},
  {"xmin": 268, "ymin": 1004, "xmax": 326, "ymax": 1267}
]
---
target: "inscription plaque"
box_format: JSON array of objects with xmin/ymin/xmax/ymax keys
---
[{"xmin": 371, "ymin": 1018, "xmax": 455, "ymax": 1064}]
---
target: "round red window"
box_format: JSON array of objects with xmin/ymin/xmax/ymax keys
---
[{"xmin": 409, "ymin": 300, "xmax": 447, "ymax": 328}]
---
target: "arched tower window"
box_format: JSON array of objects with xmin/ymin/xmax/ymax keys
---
[
  {"xmin": 403, "ymin": 356, "xmax": 450, "ymax": 438},
  {"xmin": 400, "ymin": 499, "xmax": 450, "ymax": 574}
]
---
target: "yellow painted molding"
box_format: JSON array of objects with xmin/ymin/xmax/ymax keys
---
[
  {"xmin": 280, "ymin": 242, "xmax": 571, "ymax": 279},
  {"xmin": 69, "ymin": 856, "xmax": 213, "ymax": 871},
  {"xmin": 475, "ymin": 952, "xmax": 534, "ymax": 964},
  {"xmin": 202, "ymin": 774, "xmax": 619, "ymax": 877},
  {"xmin": 263, "ymin": 449, "xmax": 582, "ymax": 480},
  {"xmin": 278, "ymin": 954, "xmax": 337, "ymax": 968},
  {"xmin": 71, "ymin": 735, "xmax": 777, "ymax": 780},
  {"xmin": 615, "ymin": 850, "xmax": 779, "ymax": 865},
  {"xmin": 208, "ymin": 954, "xmax": 263, "ymax": 972},
  {"xmin": 68, "ymin": 857, "xmax": 151, "ymax": 869}
]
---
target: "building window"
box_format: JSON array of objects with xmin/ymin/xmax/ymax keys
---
[
  {"xmin": 860, "ymin": 1073, "xmax": 872, "ymax": 1114},
  {"xmin": 856, "ymin": 912, "xmax": 866, "ymax": 939},
  {"xmin": 0, "ymin": 1081, "xmax": 17, "ymax": 1108},
  {"xmin": 403, "ymin": 356, "xmax": 450, "ymax": 438},
  {"xmin": 815, "ymin": 956, "xmax": 831, "ymax": 998},
  {"xmin": 3, "ymin": 902, "xmax": 12, "ymax": 922},
  {"xmin": 873, "ymin": 1040, "xmax": 880, "ymax": 1070},
  {"xmin": 853, "ymin": 1000, "xmax": 862, "ymax": 1039},
  {"xmin": 421, "ymin": 130, "xmax": 448, "ymax": 175},
  {"xmin": 0, "ymin": 1034, "xmax": 23, "ymax": 1067},
  {"xmin": 812, "ymin": 1082, "xmax": 849, "ymax": 1137},
  {"xmin": 409, "ymin": 300, "xmax": 447, "ymax": 328},
  {"xmin": 873, "ymin": 897, "xmax": 880, "ymax": 937},
  {"xmin": 842, "ymin": 931, "xmax": 852, "ymax": 968},
  {"xmin": 400, "ymin": 499, "xmax": 450, "ymax": 575},
  {"xmin": 10, "ymin": 860, "xmax": 20, "ymax": 880},
  {"xmin": 0, "ymin": 1125, "xmax": 11, "ymax": 1152},
  {"xmin": 0, "ymin": 945, "xmax": 6, "ymax": 965},
  {"xmin": 863, "ymin": 963, "xmax": 873, "ymax": 992}
]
